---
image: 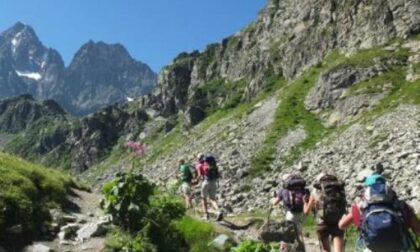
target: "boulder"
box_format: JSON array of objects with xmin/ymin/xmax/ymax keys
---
[
  {"xmin": 24, "ymin": 244, "xmax": 52, "ymax": 252},
  {"xmin": 210, "ymin": 234, "xmax": 232, "ymax": 250},
  {"xmin": 259, "ymin": 220, "xmax": 298, "ymax": 243},
  {"xmin": 77, "ymin": 220, "xmax": 109, "ymax": 240},
  {"xmin": 58, "ymin": 223, "xmax": 80, "ymax": 240}
]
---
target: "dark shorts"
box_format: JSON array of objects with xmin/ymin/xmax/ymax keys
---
[{"xmin": 316, "ymin": 223, "xmax": 344, "ymax": 240}]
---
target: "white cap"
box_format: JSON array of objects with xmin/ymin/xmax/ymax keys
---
[{"xmin": 282, "ymin": 173, "xmax": 291, "ymax": 181}]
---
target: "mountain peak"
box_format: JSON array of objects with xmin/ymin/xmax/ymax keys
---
[
  {"xmin": 1, "ymin": 22, "xmax": 38, "ymax": 41},
  {"xmin": 79, "ymin": 40, "xmax": 129, "ymax": 56}
]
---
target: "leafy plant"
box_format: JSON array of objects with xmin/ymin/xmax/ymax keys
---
[
  {"xmin": 101, "ymin": 172, "xmax": 154, "ymax": 232},
  {"xmin": 231, "ymin": 240, "xmax": 279, "ymax": 252},
  {"xmin": 102, "ymin": 173, "xmax": 189, "ymax": 251}
]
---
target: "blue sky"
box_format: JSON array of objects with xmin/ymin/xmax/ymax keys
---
[{"xmin": 0, "ymin": 0, "xmax": 267, "ymax": 72}]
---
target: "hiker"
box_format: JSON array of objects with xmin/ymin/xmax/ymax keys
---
[
  {"xmin": 272, "ymin": 174, "xmax": 308, "ymax": 251},
  {"xmin": 339, "ymin": 174, "xmax": 420, "ymax": 252},
  {"xmin": 303, "ymin": 173, "xmax": 347, "ymax": 252},
  {"xmin": 195, "ymin": 153, "xmax": 223, "ymax": 221},
  {"xmin": 177, "ymin": 159, "xmax": 195, "ymax": 209}
]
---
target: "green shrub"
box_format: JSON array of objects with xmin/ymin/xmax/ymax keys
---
[
  {"xmin": 231, "ymin": 240, "xmax": 279, "ymax": 252},
  {"xmin": 0, "ymin": 152, "xmax": 73, "ymax": 248},
  {"xmin": 105, "ymin": 230, "xmax": 157, "ymax": 252},
  {"xmin": 102, "ymin": 173, "xmax": 189, "ymax": 252},
  {"xmin": 101, "ymin": 172, "xmax": 155, "ymax": 232},
  {"xmin": 175, "ymin": 216, "xmax": 216, "ymax": 252}
]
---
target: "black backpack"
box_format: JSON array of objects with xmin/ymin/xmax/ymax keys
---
[{"xmin": 315, "ymin": 175, "xmax": 347, "ymax": 224}]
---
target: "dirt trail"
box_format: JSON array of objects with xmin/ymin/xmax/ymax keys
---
[{"xmin": 24, "ymin": 189, "xmax": 106, "ymax": 252}]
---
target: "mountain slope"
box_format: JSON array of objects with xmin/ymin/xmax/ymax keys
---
[
  {"xmin": 0, "ymin": 95, "xmax": 149, "ymax": 171},
  {"xmin": 0, "ymin": 0, "xmax": 419, "ymax": 212},
  {"xmin": 144, "ymin": 0, "xmax": 419, "ymax": 126},
  {"xmin": 86, "ymin": 39, "xmax": 420, "ymax": 213},
  {"xmin": 0, "ymin": 152, "xmax": 74, "ymax": 250}
]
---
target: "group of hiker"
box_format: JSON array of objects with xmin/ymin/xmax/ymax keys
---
[
  {"xmin": 272, "ymin": 167, "xmax": 420, "ymax": 252},
  {"xmin": 177, "ymin": 156, "xmax": 420, "ymax": 252},
  {"xmin": 177, "ymin": 153, "xmax": 223, "ymax": 221}
]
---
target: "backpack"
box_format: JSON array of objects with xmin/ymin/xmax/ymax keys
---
[
  {"xmin": 203, "ymin": 155, "xmax": 219, "ymax": 181},
  {"xmin": 179, "ymin": 164, "xmax": 193, "ymax": 183},
  {"xmin": 281, "ymin": 175, "xmax": 307, "ymax": 213},
  {"xmin": 315, "ymin": 175, "xmax": 347, "ymax": 224},
  {"xmin": 360, "ymin": 176, "xmax": 408, "ymax": 251}
]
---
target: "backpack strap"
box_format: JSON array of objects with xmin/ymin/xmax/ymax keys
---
[
  {"xmin": 364, "ymin": 208, "xmax": 400, "ymax": 220},
  {"xmin": 352, "ymin": 204, "xmax": 362, "ymax": 229}
]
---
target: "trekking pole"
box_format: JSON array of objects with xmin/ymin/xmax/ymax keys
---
[{"xmin": 343, "ymin": 229, "xmax": 347, "ymax": 252}]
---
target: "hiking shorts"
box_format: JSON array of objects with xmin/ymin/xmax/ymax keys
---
[
  {"xmin": 181, "ymin": 182, "xmax": 192, "ymax": 196},
  {"xmin": 316, "ymin": 222, "xmax": 344, "ymax": 241},
  {"xmin": 201, "ymin": 180, "xmax": 217, "ymax": 200},
  {"xmin": 285, "ymin": 211, "xmax": 304, "ymax": 234}
]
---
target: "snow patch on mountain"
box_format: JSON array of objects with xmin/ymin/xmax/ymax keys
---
[
  {"xmin": 16, "ymin": 71, "xmax": 42, "ymax": 81},
  {"xmin": 11, "ymin": 31, "xmax": 22, "ymax": 53}
]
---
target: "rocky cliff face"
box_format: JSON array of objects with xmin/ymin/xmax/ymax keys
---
[
  {"xmin": 0, "ymin": 23, "xmax": 157, "ymax": 116},
  {"xmin": 147, "ymin": 0, "xmax": 419, "ymax": 126}
]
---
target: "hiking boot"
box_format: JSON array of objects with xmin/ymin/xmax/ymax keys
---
[
  {"xmin": 216, "ymin": 211, "xmax": 224, "ymax": 221},
  {"xmin": 202, "ymin": 213, "xmax": 210, "ymax": 221}
]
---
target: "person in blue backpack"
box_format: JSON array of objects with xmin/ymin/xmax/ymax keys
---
[
  {"xmin": 339, "ymin": 174, "xmax": 420, "ymax": 252},
  {"xmin": 195, "ymin": 154, "xmax": 223, "ymax": 221}
]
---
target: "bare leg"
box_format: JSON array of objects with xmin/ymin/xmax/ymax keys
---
[
  {"xmin": 210, "ymin": 199, "xmax": 219, "ymax": 211},
  {"xmin": 332, "ymin": 236, "xmax": 344, "ymax": 252},
  {"xmin": 202, "ymin": 198, "xmax": 208, "ymax": 215},
  {"xmin": 184, "ymin": 194, "xmax": 192, "ymax": 209},
  {"xmin": 187, "ymin": 195, "xmax": 193, "ymax": 209},
  {"xmin": 319, "ymin": 236, "xmax": 330, "ymax": 252}
]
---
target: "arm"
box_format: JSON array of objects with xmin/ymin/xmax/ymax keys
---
[
  {"xmin": 176, "ymin": 167, "xmax": 180, "ymax": 179},
  {"xmin": 405, "ymin": 203, "xmax": 420, "ymax": 235},
  {"xmin": 303, "ymin": 195, "xmax": 315, "ymax": 215},
  {"xmin": 272, "ymin": 196, "xmax": 281, "ymax": 206},
  {"xmin": 339, "ymin": 212, "xmax": 353, "ymax": 230}
]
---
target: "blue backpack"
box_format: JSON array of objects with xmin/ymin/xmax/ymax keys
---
[
  {"xmin": 204, "ymin": 154, "xmax": 219, "ymax": 181},
  {"xmin": 361, "ymin": 176, "xmax": 408, "ymax": 251}
]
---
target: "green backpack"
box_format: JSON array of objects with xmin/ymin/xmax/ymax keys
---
[{"xmin": 179, "ymin": 164, "xmax": 193, "ymax": 183}]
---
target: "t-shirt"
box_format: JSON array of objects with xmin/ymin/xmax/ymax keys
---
[
  {"xmin": 196, "ymin": 161, "xmax": 208, "ymax": 178},
  {"xmin": 179, "ymin": 165, "xmax": 192, "ymax": 183}
]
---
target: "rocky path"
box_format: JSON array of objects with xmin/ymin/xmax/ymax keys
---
[{"xmin": 24, "ymin": 189, "xmax": 107, "ymax": 252}]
